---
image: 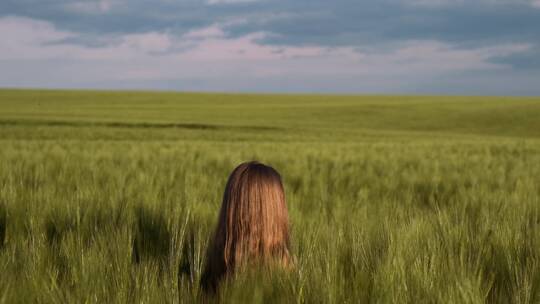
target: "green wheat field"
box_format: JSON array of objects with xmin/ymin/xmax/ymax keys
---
[{"xmin": 0, "ymin": 89, "xmax": 539, "ymax": 303}]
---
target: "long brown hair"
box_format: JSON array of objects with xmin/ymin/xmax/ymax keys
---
[{"xmin": 200, "ymin": 161, "xmax": 291, "ymax": 293}]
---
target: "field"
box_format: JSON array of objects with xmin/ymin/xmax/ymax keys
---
[{"xmin": 0, "ymin": 89, "xmax": 539, "ymax": 303}]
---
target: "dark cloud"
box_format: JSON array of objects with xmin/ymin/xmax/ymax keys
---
[
  {"xmin": 2, "ymin": 0, "xmax": 539, "ymax": 47},
  {"xmin": 223, "ymin": 1, "xmax": 540, "ymax": 49},
  {"xmin": 1, "ymin": 1, "xmax": 214, "ymax": 34},
  {"xmin": 489, "ymin": 45, "xmax": 540, "ymax": 69}
]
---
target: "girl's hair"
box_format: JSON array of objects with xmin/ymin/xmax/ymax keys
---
[{"xmin": 200, "ymin": 161, "xmax": 291, "ymax": 293}]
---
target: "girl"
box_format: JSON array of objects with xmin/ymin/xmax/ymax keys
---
[{"xmin": 200, "ymin": 161, "xmax": 292, "ymax": 293}]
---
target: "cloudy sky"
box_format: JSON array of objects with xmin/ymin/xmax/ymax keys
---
[{"xmin": 1, "ymin": 0, "xmax": 540, "ymax": 95}]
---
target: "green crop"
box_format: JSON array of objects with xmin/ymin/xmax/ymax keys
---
[{"xmin": 0, "ymin": 89, "xmax": 539, "ymax": 303}]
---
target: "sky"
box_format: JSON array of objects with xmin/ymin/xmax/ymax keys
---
[{"xmin": 1, "ymin": 0, "xmax": 540, "ymax": 95}]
